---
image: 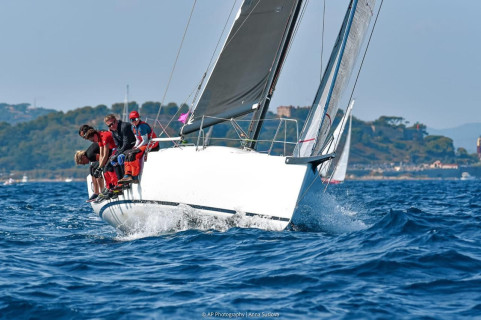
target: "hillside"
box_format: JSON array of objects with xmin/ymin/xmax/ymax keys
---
[
  {"xmin": 0, "ymin": 102, "xmax": 188, "ymax": 180},
  {"xmin": 0, "ymin": 103, "xmax": 478, "ymax": 180},
  {"xmin": 275, "ymin": 108, "xmax": 478, "ymax": 166},
  {"xmin": 0, "ymin": 103, "xmax": 56, "ymax": 124},
  {"xmin": 349, "ymin": 116, "xmax": 457, "ymax": 165},
  {"xmin": 428, "ymin": 123, "xmax": 481, "ymax": 153}
]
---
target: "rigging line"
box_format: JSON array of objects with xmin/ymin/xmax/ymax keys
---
[
  {"xmin": 346, "ymin": 0, "xmax": 384, "ymax": 106},
  {"xmin": 320, "ymin": 0, "xmax": 325, "ymax": 79},
  {"xmin": 190, "ymin": 0, "xmax": 238, "ymax": 111},
  {"xmin": 153, "ymin": 0, "xmax": 197, "ymax": 130},
  {"xmin": 204, "ymin": 0, "xmax": 238, "ymax": 81},
  {"xmin": 157, "ymin": 88, "xmax": 196, "ymax": 139},
  {"xmin": 157, "ymin": 1, "xmax": 237, "ymax": 137},
  {"xmin": 296, "ymin": 0, "xmax": 358, "ymax": 157},
  {"xmin": 323, "ymin": 172, "xmax": 331, "ymax": 192},
  {"xmin": 320, "ymin": 103, "xmax": 350, "ymax": 168},
  {"xmin": 324, "ymin": 168, "xmax": 333, "ymax": 190},
  {"xmin": 296, "ymin": 168, "xmax": 322, "ymax": 205},
  {"xmin": 312, "ymin": 0, "xmax": 359, "ymax": 157},
  {"xmin": 247, "ymin": 0, "xmax": 307, "ymax": 143},
  {"xmin": 254, "ymin": 0, "xmax": 307, "ymax": 135},
  {"xmin": 321, "ymin": 0, "xmax": 384, "ymax": 193},
  {"xmin": 275, "ymin": 0, "xmax": 309, "ymax": 80},
  {"xmin": 324, "ymin": 114, "xmax": 350, "ymax": 190},
  {"xmin": 317, "ymin": 111, "xmax": 347, "ymax": 187},
  {"xmin": 275, "ymin": 0, "xmax": 308, "ymax": 83}
]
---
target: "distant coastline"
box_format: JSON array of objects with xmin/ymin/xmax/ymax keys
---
[
  {"xmin": 348, "ymin": 176, "xmax": 464, "ymax": 181},
  {"xmin": 0, "ymin": 103, "xmax": 479, "ymax": 181},
  {"xmin": 3, "ymin": 175, "xmax": 476, "ymax": 184},
  {"xmin": 2, "ymin": 178, "xmax": 84, "ymax": 184}
]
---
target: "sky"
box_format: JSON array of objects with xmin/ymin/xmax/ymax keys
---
[{"xmin": 1, "ymin": 0, "xmax": 480, "ymax": 129}]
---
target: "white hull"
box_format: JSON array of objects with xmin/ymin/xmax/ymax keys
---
[{"xmin": 89, "ymin": 146, "xmax": 311, "ymax": 233}]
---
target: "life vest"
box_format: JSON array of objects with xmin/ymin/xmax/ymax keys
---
[{"xmin": 133, "ymin": 121, "xmax": 159, "ymax": 150}]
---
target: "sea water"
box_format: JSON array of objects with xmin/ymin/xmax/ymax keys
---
[{"xmin": 1, "ymin": 180, "xmax": 480, "ymax": 319}]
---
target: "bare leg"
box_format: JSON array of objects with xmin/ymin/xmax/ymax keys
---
[
  {"xmin": 98, "ymin": 176, "xmax": 104, "ymax": 192},
  {"xmin": 92, "ymin": 176, "xmax": 104, "ymax": 194}
]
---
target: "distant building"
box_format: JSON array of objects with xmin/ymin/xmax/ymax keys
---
[
  {"xmin": 277, "ymin": 105, "xmax": 293, "ymax": 118},
  {"xmin": 430, "ymin": 160, "xmax": 458, "ymax": 169}
]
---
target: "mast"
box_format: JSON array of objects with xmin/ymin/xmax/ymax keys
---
[{"xmin": 246, "ymin": 0, "xmax": 304, "ymax": 149}]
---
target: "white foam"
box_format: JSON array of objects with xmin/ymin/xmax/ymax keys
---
[{"xmin": 114, "ymin": 204, "xmax": 283, "ymax": 240}]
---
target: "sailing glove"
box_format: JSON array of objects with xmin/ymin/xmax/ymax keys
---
[{"xmin": 93, "ymin": 166, "xmax": 103, "ymax": 178}]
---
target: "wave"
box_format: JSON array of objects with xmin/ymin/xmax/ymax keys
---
[{"xmin": 290, "ymin": 191, "xmax": 368, "ymax": 234}]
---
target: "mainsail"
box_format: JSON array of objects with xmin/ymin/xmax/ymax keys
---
[
  {"xmin": 295, "ymin": 0, "xmax": 375, "ymax": 157},
  {"xmin": 181, "ymin": 0, "xmax": 302, "ymax": 136}
]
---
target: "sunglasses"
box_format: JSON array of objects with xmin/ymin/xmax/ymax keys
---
[
  {"xmin": 107, "ymin": 121, "xmax": 116, "ymax": 128},
  {"xmin": 130, "ymin": 118, "xmax": 139, "ymax": 122}
]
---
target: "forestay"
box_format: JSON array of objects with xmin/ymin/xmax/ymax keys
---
[
  {"xmin": 181, "ymin": 0, "xmax": 301, "ymax": 135},
  {"xmin": 295, "ymin": 0, "xmax": 375, "ymax": 157}
]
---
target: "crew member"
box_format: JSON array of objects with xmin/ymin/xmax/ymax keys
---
[
  {"xmin": 74, "ymin": 143, "xmax": 104, "ymax": 202},
  {"xmin": 104, "ymin": 114, "xmax": 136, "ymax": 179},
  {"xmin": 118, "ymin": 111, "xmax": 159, "ymax": 184},
  {"xmin": 84, "ymin": 128, "xmax": 119, "ymax": 199}
]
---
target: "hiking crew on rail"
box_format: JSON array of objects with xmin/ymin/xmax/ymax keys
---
[
  {"xmin": 76, "ymin": 111, "xmax": 159, "ymax": 202},
  {"xmin": 104, "ymin": 114, "xmax": 136, "ymax": 180},
  {"xmin": 74, "ymin": 139, "xmax": 104, "ymax": 202},
  {"xmin": 118, "ymin": 111, "xmax": 159, "ymax": 184}
]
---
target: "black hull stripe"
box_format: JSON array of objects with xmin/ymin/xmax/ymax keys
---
[{"xmin": 98, "ymin": 199, "xmax": 290, "ymax": 222}]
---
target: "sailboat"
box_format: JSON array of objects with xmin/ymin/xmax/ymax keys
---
[
  {"xmin": 329, "ymin": 109, "xmax": 353, "ymax": 184},
  {"xmin": 87, "ymin": 0, "xmax": 377, "ymax": 233},
  {"xmin": 3, "ymin": 178, "xmax": 15, "ymax": 186},
  {"xmin": 320, "ymin": 100, "xmax": 354, "ymax": 184}
]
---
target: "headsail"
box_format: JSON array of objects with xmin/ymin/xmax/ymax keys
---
[
  {"xmin": 330, "ymin": 111, "xmax": 352, "ymax": 182},
  {"xmin": 319, "ymin": 99, "xmax": 354, "ymax": 177},
  {"xmin": 181, "ymin": 0, "xmax": 302, "ymax": 136},
  {"xmin": 295, "ymin": 0, "xmax": 375, "ymax": 157}
]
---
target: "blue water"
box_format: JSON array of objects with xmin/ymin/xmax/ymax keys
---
[{"xmin": 1, "ymin": 181, "xmax": 481, "ymax": 319}]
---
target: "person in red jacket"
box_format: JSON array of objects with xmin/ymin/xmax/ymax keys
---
[{"xmin": 118, "ymin": 111, "xmax": 159, "ymax": 184}]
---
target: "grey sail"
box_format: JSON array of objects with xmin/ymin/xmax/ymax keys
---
[
  {"xmin": 295, "ymin": 0, "xmax": 375, "ymax": 157},
  {"xmin": 181, "ymin": 0, "xmax": 301, "ymax": 136}
]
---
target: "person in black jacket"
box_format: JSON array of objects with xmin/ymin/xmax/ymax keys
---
[
  {"xmin": 104, "ymin": 114, "xmax": 136, "ymax": 179},
  {"xmin": 75, "ymin": 143, "xmax": 104, "ymax": 202}
]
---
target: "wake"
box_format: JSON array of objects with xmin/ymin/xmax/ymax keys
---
[
  {"xmin": 114, "ymin": 191, "xmax": 367, "ymax": 240},
  {"xmin": 114, "ymin": 204, "xmax": 283, "ymax": 241}
]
